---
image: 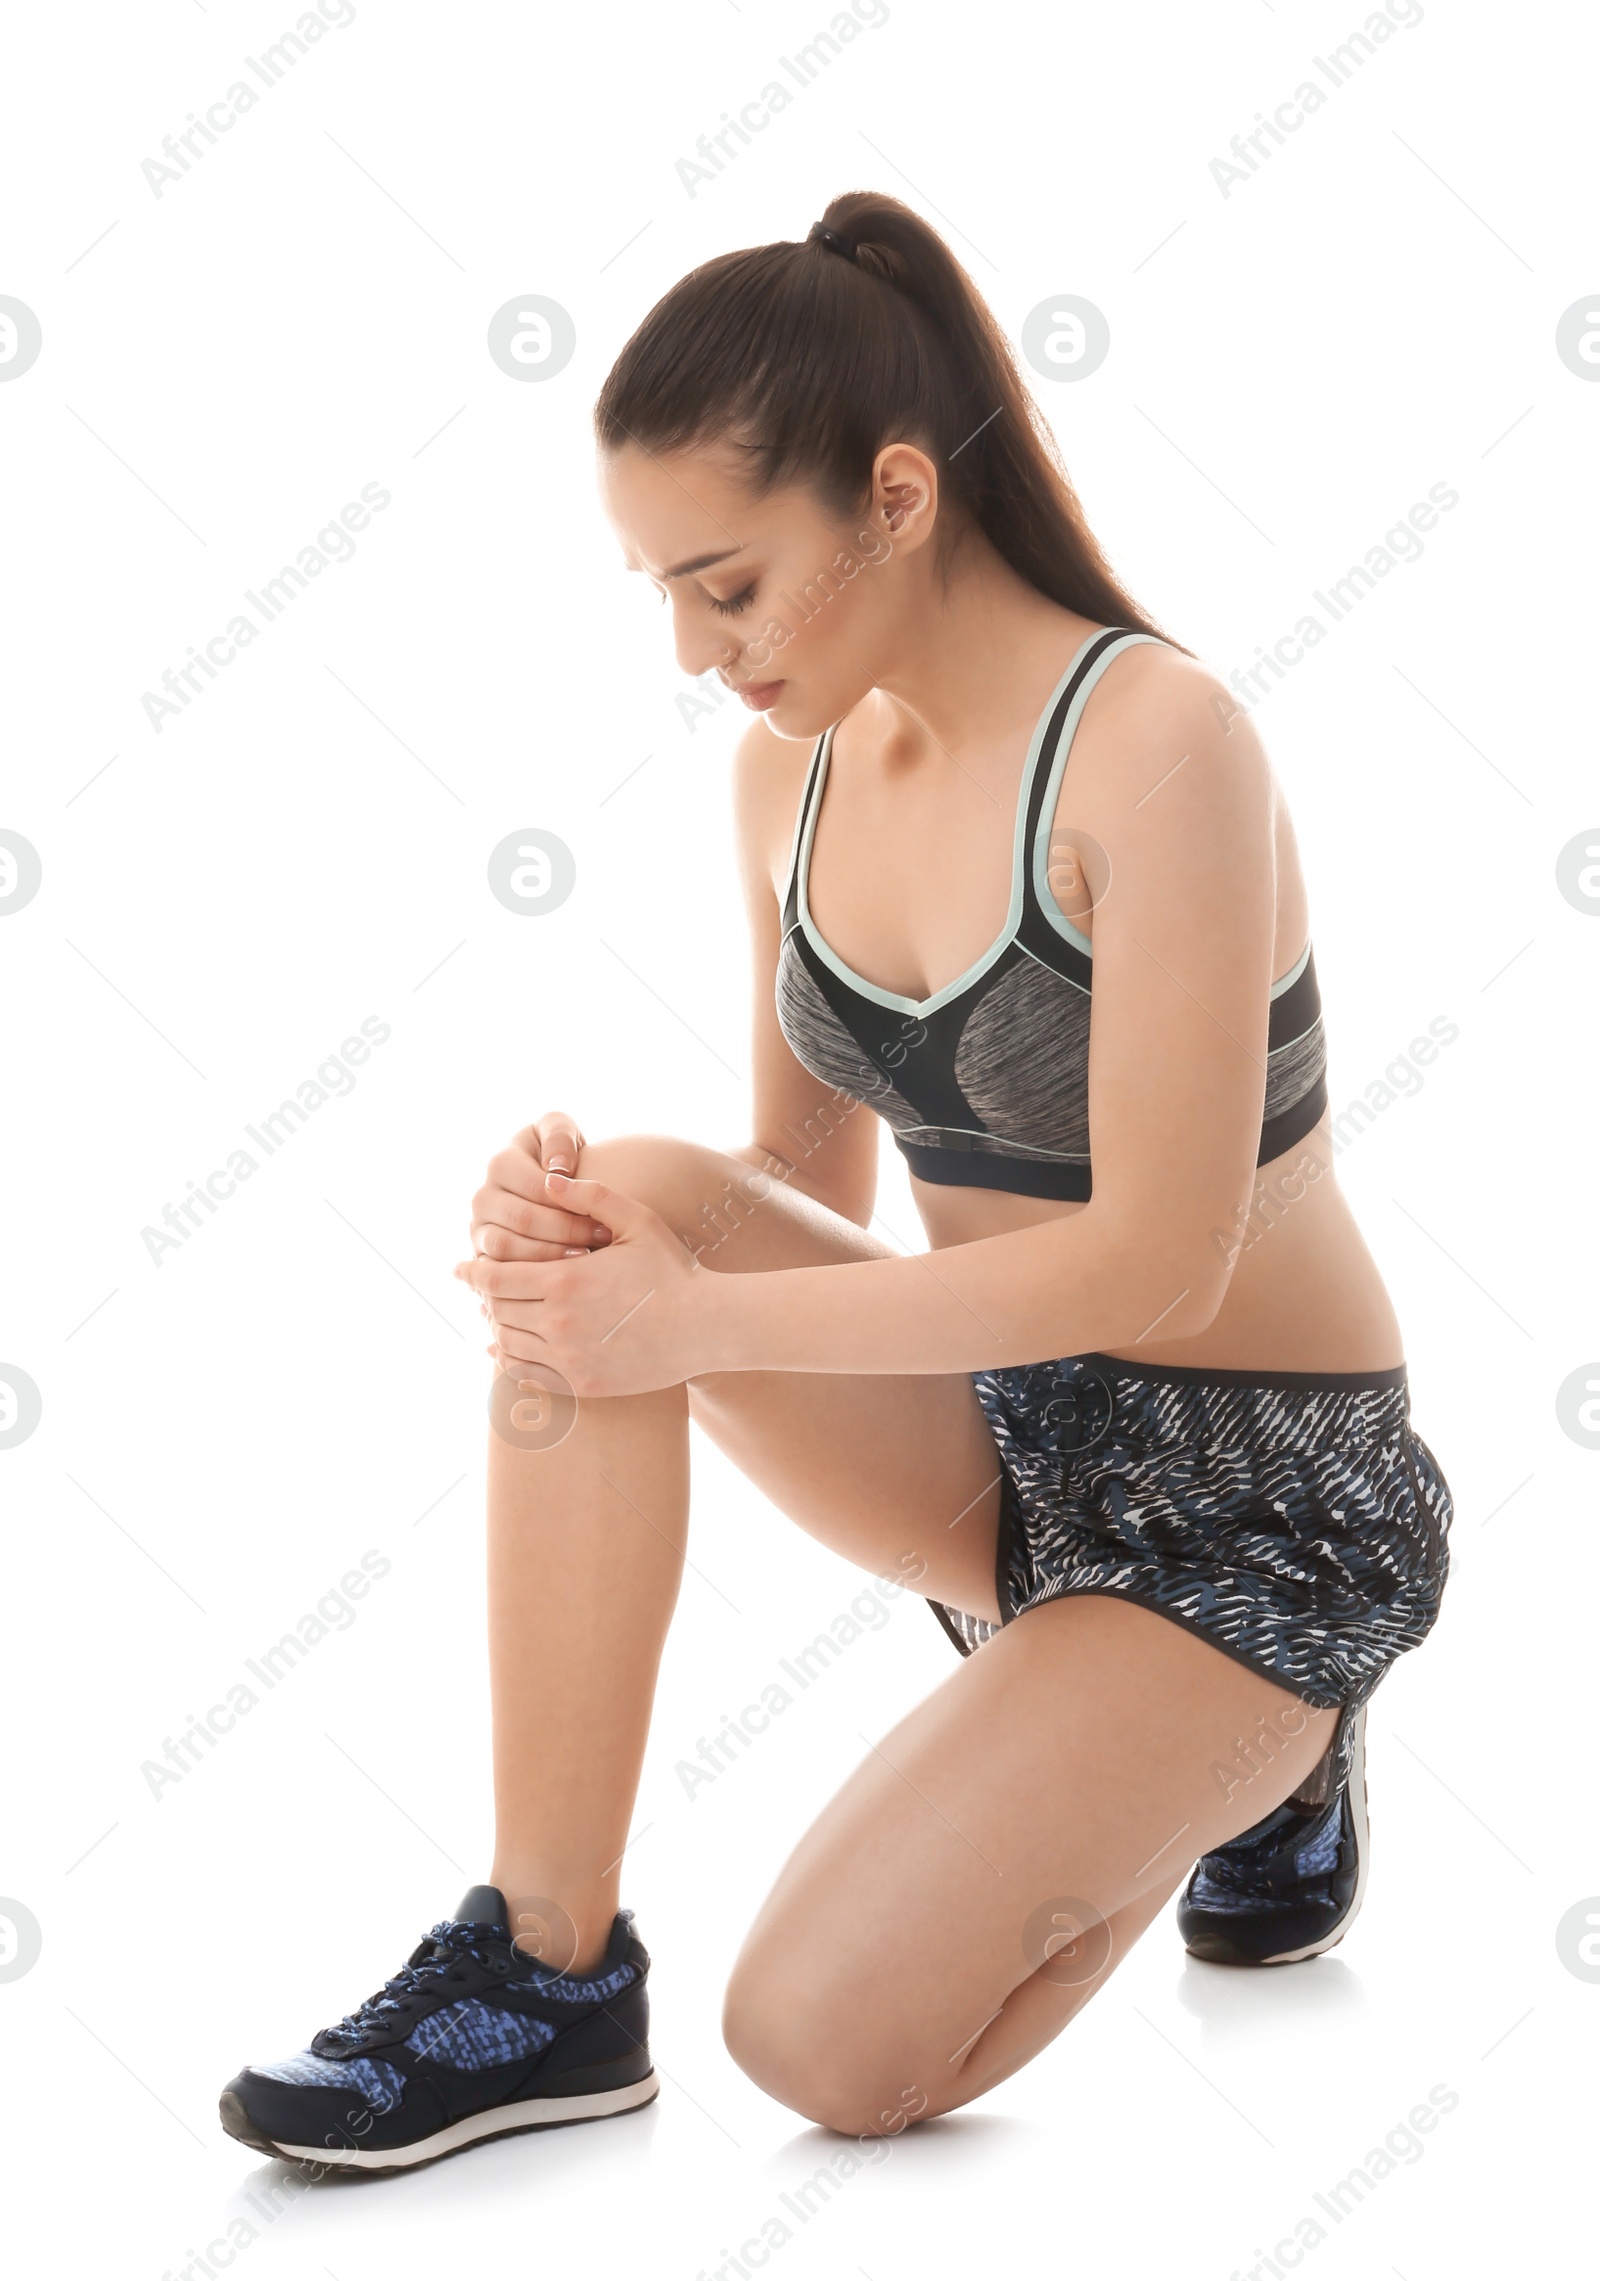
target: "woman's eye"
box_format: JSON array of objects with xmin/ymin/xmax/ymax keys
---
[{"xmin": 710, "ymin": 584, "xmax": 756, "ymax": 618}]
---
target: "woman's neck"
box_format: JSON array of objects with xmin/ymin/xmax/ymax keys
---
[{"xmin": 853, "ymin": 535, "xmax": 1099, "ymax": 768}]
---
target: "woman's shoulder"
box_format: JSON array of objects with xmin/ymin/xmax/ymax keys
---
[
  {"xmin": 1100, "ymin": 630, "xmax": 1237, "ymax": 725},
  {"xmin": 1070, "ymin": 632, "xmax": 1276, "ymax": 817}
]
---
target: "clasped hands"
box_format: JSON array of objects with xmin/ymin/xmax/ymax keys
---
[{"xmin": 454, "ymin": 1117, "xmax": 725, "ymax": 1399}]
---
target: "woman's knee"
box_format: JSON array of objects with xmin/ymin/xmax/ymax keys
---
[
  {"xmin": 721, "ymin": 1949, "xmax": 924, "ymax": 2139},
  {"xmin": 574, "ymin": 1133, "xmax": 742, "ymax": 1247},
  {"xmin": 577, "ymin": 1132, "xmax": 782, "ymax": 1263}
]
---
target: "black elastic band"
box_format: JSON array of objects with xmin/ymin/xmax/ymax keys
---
[{"xmin": 808, "ymin": 221, "xmax": 857, "ymax": 260}]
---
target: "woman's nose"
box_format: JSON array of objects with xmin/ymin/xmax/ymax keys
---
[{"xmin": 671, "ymin": 599, "xmax": 738, "ymax": 681}]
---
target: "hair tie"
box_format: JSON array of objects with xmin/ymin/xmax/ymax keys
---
[{"xmin": 807, "ymin": 221, "xmax": 857, "ymax": 260}]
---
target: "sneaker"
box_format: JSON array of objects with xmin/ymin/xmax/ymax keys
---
[
  {"xmin": 220, "ymin": 1885, "xmax": 658, "ymax": 2172},
  {"xmin": 1178, "ymin": 1705, "xmax": 1369, "ymax": 1966}
]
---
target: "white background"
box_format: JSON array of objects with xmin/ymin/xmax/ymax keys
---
[{"xmin": 1, "ymin": 0, "xmax": 1594, "ymax": 2274}]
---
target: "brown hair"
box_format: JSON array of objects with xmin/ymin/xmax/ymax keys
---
[{"xmin": 594, "ymin": 189, "xmax": 1182, "ymax": 647}]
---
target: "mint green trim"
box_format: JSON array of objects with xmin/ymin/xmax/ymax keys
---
[
  {"xmin": 1028, "ymin": 639, "xmax": 1313, "ymax": 996},
  {"xmin": 1269, "ymin": 938, "xmax": 1311, "ymax": 998},
  {"xmin": 902, "ymin": 1128, "xmax": 1089, "ymax": 1161},
  {"xmin": 1029, "ymin": 632, "xmax": 1165, "ymax": 957},
  {"xmin": 796, "ymin": 630, "xmax": 1109, "ymax": 1017},
  {"xmin": 782, "ymin": 733, "xmax": 828, "ymax": 904},
  {"xmin": 798, "ymin": 630, "xmax": 1314, "ymax": 1009},
  {"xmin": 1015, "ymin": 937, "xmax": 1090, "ymax": 996}
]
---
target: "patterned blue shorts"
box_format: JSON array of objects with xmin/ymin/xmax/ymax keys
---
[{"xmin": 931, "ymin": 1351, "xmax": 1452, "ymax": 1785}]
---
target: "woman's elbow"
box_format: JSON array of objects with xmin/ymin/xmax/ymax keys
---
[{"xmin": 1085, "ymin": 1208, "xmax": 1239, "ymax": 1347}]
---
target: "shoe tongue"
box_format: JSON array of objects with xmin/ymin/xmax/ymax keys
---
[{"xmin": 451, "ymin": 1883, "xmax": 511, "ymax": 1935}]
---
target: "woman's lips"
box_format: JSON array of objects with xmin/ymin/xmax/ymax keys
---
[{"xmin": 735, "ymin": 680, "xmax": 785, "ymax": 711}]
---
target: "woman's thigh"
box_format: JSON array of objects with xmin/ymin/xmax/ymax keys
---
[
  {"xmin": 576, "ymin": 1132, "xmax": 1005, "ymax": 1622},
  {"xmin": 722, "ymin": 1593, "xmax": 1341, "ymax": 2135}
]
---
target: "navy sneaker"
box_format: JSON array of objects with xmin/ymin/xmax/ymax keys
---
[
  {"xmin": 220, "ymin": 1886, "xmax": 657, "ymax": 2172},
  {"xmin": 1178, "ymin": 1706, "xmax": 1369, "ymax": 1966}
]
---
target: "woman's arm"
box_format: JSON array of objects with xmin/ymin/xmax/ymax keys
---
[{"xmin": 722, "ymin": 717, "xmax": 880, "ymax": 1227}]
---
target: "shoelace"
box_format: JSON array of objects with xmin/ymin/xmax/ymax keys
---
[{"xmin": 321, "ymin": 1920, "xmax": 505, "ymax": 2046}]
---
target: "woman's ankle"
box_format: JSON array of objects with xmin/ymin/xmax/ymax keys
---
[
  {"xmin": 1289, "ymin": 1740, "xmax": 1336, "ymax": 1808},
  {"xmin": 490, "ymin": 1872, "xmax": 620, "ymax": 1978}
]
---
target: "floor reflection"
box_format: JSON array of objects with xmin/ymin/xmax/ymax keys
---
[{"xmin": 1174, "ymin": 1953, "xmax": 1369, "ymax": 2038}]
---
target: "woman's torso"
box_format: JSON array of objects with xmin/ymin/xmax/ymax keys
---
[{"xmin": 771, "ymin": 614, "xmax": 1404, "ymax": 1375}]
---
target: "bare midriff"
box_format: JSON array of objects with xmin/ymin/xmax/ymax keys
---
[{"xmin": 908, "ymin": 1113, "xmax": 1405, "ymax": 1376}]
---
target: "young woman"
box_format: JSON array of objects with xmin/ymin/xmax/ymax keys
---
[{"xmin": 221, "ymin": 193, "xmax": 1452, "ymax": 2173}]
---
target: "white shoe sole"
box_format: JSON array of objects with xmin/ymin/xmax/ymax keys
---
[
  {"xmin": 1262, "ymin": 1703, "xmax": 1369, "ymax": 1964},
  {"xmin": 263, "ymin": 2070, "xmax": 660, "ymax": 2171}
]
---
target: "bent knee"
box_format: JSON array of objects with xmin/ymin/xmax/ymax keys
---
[
  {"xmin": 722, "ymin": 1960, "xmax": 926, "ymax": 2139},
  {"xmin": 577, "ymin": 1131, "xmax": 771, "ymax": 1257}
]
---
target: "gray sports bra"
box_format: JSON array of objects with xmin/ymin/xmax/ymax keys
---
[{"xmin": 775, "ymin": 627, "xmax": 1329, "ymax": 1201}]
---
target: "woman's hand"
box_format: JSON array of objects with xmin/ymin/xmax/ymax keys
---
[
  {"xmin": 465, "ymin": 1110, "xmax": 622, "ymax": 1374},
  {"xmin": 456, "ymin": 1173, "xmax": 723, "ymax": 1399},
  {"xmin": 468, "ymin": 1113, "xmax": 612, "ymax": 1263}
]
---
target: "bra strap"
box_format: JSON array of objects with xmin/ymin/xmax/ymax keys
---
[
  {"xmin": 1022, "ymin": 629, "xmax": 1169, "ymax": 939},
  {"xmin": 780, "ymin": 729, "xmax": 831, "ymax": 928}
]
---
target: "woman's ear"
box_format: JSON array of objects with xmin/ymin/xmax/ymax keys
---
[{"xmin": 871, "ymin": 442, "xmax": 939, "ymax": 551}]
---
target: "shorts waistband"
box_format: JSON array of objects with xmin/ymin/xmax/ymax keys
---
[{"xmin": 1069, "ymin": 1350, "xmax": 1409, "ymax": 1396}]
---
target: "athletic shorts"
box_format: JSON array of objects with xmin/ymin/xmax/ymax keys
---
[{"xmin": 930, "ymin": 1351, "xmax": 1452, "ymax": 1796}]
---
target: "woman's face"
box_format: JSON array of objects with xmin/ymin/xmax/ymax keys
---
[{"xmin": 599, "ymin": 440, "xmax": 912, "ymax": 741}]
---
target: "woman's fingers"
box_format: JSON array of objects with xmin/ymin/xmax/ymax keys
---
[
  {"xmin": 469, "ymin": 1183, "xmax": 609, "ymax": 1257},
  {"xmin": 472, "ymin": 1224, "xmax": 585, "ymax": 1264},
  {"xmin": 487, "ymin": 1321, "xmax": 548, "ymax": 1365},
  {"xmin": 467, "ymin": 1115, "xmax": 597, "ymax": 1307},
  {"xmin": 471, "ymin": 1221, "xmax": 598, "ymax": 1261},
  {"xmin": 489, "ymin": 1139, "xmax": 552, "ymax": 1202},
  {"xmin": 473, "ymin": 1117, "xmax": 602, "ymax": 1254},
  {"xmin": 454, "ymin": 1256, "xmax": 570, "ymax": 1302},
  {"xmin": 501, "ymin": 1114, "xmax": 585, "ymax": 1185},
  {"xmin": 534, "ymin": 1110, "xmax": 585, "ymax": 1177}
]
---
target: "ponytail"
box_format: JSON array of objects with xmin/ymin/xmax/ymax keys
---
[{"xmin": 595, "ymin": 189, "xmax": 1182, "ymax": 648}]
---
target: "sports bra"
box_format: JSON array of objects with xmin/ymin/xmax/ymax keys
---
[{"xmin": 775, "ymin": 627, "xmax": 1329, "ymax": 1202}]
